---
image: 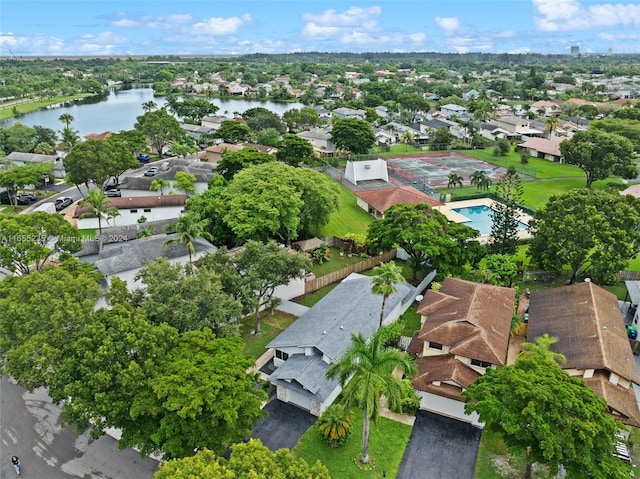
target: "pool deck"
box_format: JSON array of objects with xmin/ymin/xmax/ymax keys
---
[{"xmin": 435, "ymin": 198, "xmax": 533, "ymax": 244}]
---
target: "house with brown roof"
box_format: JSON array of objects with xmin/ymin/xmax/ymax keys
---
[
  {"xmin": 517, "ymin": 137, "xmax": 564, "ymax": 162},
  {"xmin": 354, "ymin": 185, "xmax": 444, "ymax": 219},
  {"xmin": 407, "ymin": 278, "xmax": 516, "ymax": 426},
  {"xmin": 527, "ymin": 282, "xmax": 640, "ymax": 427},
  {"xmin": 74, "ymin": 194, "xmax": 187, "ymax": 229}
]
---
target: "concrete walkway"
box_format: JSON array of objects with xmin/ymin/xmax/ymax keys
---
[{"xmin": 276, "ymin": 299, "xmax": 309, "ymax": 317}]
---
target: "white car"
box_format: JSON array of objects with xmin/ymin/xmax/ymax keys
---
[{"xmin": 144, "ymin": 167, "xmax": 160, "ymax": 177}]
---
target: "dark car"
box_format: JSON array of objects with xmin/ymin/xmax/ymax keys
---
[
  {"xmin": 54, "ymin": 197, "xmax": 73, "ymax": 211},
  {"xmin": 137, "ymin": 154, "xmax": 150, "ymax": 163},
  {"xmin": 16, "ymin": 193, "xmax": 38, "ymax": 205}
]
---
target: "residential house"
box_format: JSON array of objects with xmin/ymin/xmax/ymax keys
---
[
  {"xmin": 490, "ymin": 115, "xmax": 544, "ymax": 139},
  {"xmin": 462, "ymin": 89, "xmax": 480, "ymax": 101},
  {"xmin": 354, "ymin": 185, "xmax": 444, "ymax": 219},
  {"xmin": 517, "ymin": 137, "xmax": 564, "ymax": 162},
  {"xmin": 181, "ymin": 123, "xmax": 215, "ymax": 141},
  {"xmin": 440, "ymin": 104, "xmax": 470, "ymax": 118},
  {"xmin": 201, "ymin": 115, "xmax": 232, "ymax": 131},
  {"xmin": 332, "ymin": 107, "xmax": 366, "ymax": 120},
  {"xmin": 408, "ymin": 278, "xmax": 516, "ymax": 426},
  {"xmin": 530, "ymin": 100, "xmax": 562, "ymax": 116},
  {"xmin": 527, "ymin": 282, "xmax": 640, "ymax": 427},
  {"xmin": 298, "ymin": 127, "xmax": 336, "ymax": 156},
  {"xmin": 267, "ymin": 273, "xmax": 418, "ymax": 416},
  {"xmin": 74, "ymin": 194, "xmax": 187, "ymax": 229},
  {"xmin": 94, "ymin": 233, "xmax": 217, "ymax": 291},
  {"xmin": 3, "ymin": 152, "xmax": 66, "ymax": 179},
  {"xmin": 119, "ymin": 158, "xmax": 216, "ymax": 196},
  {"xmin": 373, "ymin": 127, "xmax": 396, "ymax": 145}
]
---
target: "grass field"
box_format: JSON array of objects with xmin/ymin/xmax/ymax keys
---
[
  {"xmin": 241, "ymin": 311, "xmax": 297, "ymax": 360},
  {"xmin": 308, "ymin": 247, "xmax": 370, "ymax": 276},
  {"xmin": 463, "ymin": 148, "xmax": 584, "ymax": 179},
  {"xmin": 320, "ymin": 185, "xmax": 373, "ymax": 237},
  {"xmin": 0, "ymin": 93, "xmax": 93, "ymax": 121},
  {"xmin": 293, "ymin": 410, "xmax": 412, "ymax": 479}
]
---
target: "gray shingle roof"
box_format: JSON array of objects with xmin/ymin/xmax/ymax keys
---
[
  {"xmin": 269, "ymin": 355, "xmax": 339, "ymax": 402},
  {"xmin": 94, "ymin": 233, "xmax": 216, "ymax": 275},
  {"xmin": 267, "ymin": 273, "xmax": 415, "ymax": 361}
]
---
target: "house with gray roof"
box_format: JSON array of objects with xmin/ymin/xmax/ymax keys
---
[
  {"xmin": 267, "ymin": 272, "xmax": 418, "ymax": 416},
  {"xmin": 94, "ymin": 233, "xmax": 217, "ymax": 291},
  {"xmin": 3, "ymin": 151, "xmax": 66, "ymax": 178}
]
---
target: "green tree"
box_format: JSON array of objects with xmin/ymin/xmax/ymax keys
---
[
  {"xmin": 276, "ymin": 134, "xmax": 316, "ymax": 166},
  {"xmin": 215, "ymin": 120, "xmax": 252, "ymax": 143},
  {"xmin": 174, "ymin": 171, "xmax": 197, "ymax": 196},
  {"xmin": 58, "ymin": 113, "xmax": 74, "ymax": 129},
  {"xmin": 317, "ymin": 403, "xmax": 354, "ymax": 448},
  {"xmin": 326, "ymin": 330, "xmax": 417, "ymax": 465},
  {"xmin": 0, "ymin": 260, "xmax": 102, "ymax": 390},
  {"xmin": 590, "ymin": 117, "xmax": 640, "ymax": 152},
  {"xmin": 560, "ymin": 128, "xmax": 638, "ymax": 188},
  {"xmin": 79, "ymin": 188, "xmax": 119, "ymax": 251},
  {"xmin": 134, "ymin": 258, "xmax": 243, "ymax": 336},
  {"xmin": 469, "ymin": 170, "xmax": 491, "ymax": 190},
  {"xmin": 134, "ymin": 109, "xmax": 184, "ymax": 158},
  {"xmin": 149, "ymin": 177, "xmax": 169, "ymax": 195},
  {"xmin": 0, "ymin": 162, "xmax": 53, "ymax": 209},
  {"xmin": 371, "ymin": 262, "xmax": 405, "ymax": 329},
  {"xmin": 544, "ymin": 116, "xmax": 559, "ymax": 138},
  {"xmin": 142, "ymin": 101, "xmax": 157, "ymax": 113},
  {"xmin": 428, "ymin": 127, "xmax": 453, "ymax": 150},
  {"xmin": 217, "ymin": 147, "xmax": 275, "ymax": 180},
  {"xmin": 242, "ymin": 107, "xmax": 285, "ymax": 133},
  {"xmin": 163, "ymin": 213, "xmax": 213, "ymax": 269},
  {"xmin": 528, "ymin": 189, "xmax": 640, "ymax": 284},
  {"xmin": 367, "ymin": 203, "xmax": 479, "ymax": 280},
  {"xmin": 489, "ymin": 166, "xmax": 523, "ymax": 255},
  {"xmin": 171, "ymin": 98, "xmax": 219, "ymax": 123},
  {"xmin": 447, "ymin": 172, "xmax": 463, "ymax": 189},
  {"xmin": 155, "ymin": 449, "xmax": 235, "ymax": 479},
  {"xmin": 256, "ymin": 127, "xmax": 281, "ymax": 147},
  {"xmin": 474, "ymin": 254, "xmax": 518, "ymax": 287},
  {"xmin": 282, "ymin": 107, "xmax": 320, "ymax": 131},
  {"xmin": 60, "ymin": 126, "xmax": 80, "ymax": 149},
  {"xmin": 464, "ymin": 335, "xmax": 630, "ymax": 479},
  {"xmin": 0, "ymin": 211, "xmax": 81, "ymax": 274},
  {"xmin": 330, "ymin": 117, "xmax": 376, "ymax": 154},
  {"xmin": 186, "ymin": 176, "xmax": 237, "ymax": 247},
  {"xmin": 0, "ymin": 123, "xmax": 38, "ymax": 153}
]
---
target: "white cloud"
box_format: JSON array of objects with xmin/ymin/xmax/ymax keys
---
[
  {"xmin": 74, "ymin": 31, "xmax": 130, "ymax": 54},
  {"xmin": 533, "ymin": 0, "xmax": 640, "ymax": 32},
  {"xmin": 192, "ymin": 14, "xmax": 251, "ymax": 36},
  {"xmin": 435, "ymin": 17, "xmax": 464, "ymax": 36},
  {"xmin": 111, "ymin": 19, "xmax": 138, "ymax": 28},
  {"xmin": 302, "ymin": 6, "xmax": 382, "ymax": 29}
]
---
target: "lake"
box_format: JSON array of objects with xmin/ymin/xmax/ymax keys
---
[{"xmin": 1, "ymin": 88, "xmax": 304, "ymax": 137}]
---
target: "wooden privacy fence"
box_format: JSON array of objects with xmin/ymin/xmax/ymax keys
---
[{"xmin": 304, "ymin": 249, "xmax": 397, "ymax": 294}]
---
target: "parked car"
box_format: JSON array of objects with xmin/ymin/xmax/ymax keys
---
[
  {"xmin": 16, "ymin": 193, "xmax": 38, "ymax": 205},
  {"xmin": 137, "ymin": 154, "xmax": 150, "ymax": 163},
  {"xmin": 54, "ymin": 197, "xmax": 73, "ymax": 211},
  {"xmin": 104, "ymin": 188, "xmax": 121, "ymax": 197},
  {"xmin": 144, "ymin": 167, "xmax": 160, "ymax": 177}
]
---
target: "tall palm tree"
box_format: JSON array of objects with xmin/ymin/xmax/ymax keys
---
[
  {"xmin": 326, "ymin": 331, "xmax": 417, "ymax": 465},
  {"xmin": 58, "ymin": 113, "xmax": 74, "ymax": 129},
  {"xmin": 371, "ymin": 262, "xmax": 405, "ymax": 329},
  {"xmin": 544, "ymin": 116, "xmax": 560, "ymax": 139},
  {"xmin": 80, "ymin": 189, "xmax": 118, "ymax": 251},
  {"xmin": 149, "ymin": 178, "xmax": 170, "ymax": 196},
  {"xmin": 163, "ymin": 213, "xmax": 212, "ymax": 271},
  {"xmin": 142, "ymin": 101, "xmax": 157, "ymax": 113},
  {"xmin": 470, "ymin": 170, "xmax": 487, "ymax": 190},
  {"xmin": 447, "ymin": 172, "xmax": 463, "ymax": 189}
]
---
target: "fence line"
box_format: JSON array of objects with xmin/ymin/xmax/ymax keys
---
[
  {"xmin": 618, "ymin": 271, "xmax": 640, "ymax": 281},
  {"xmin": 304, "ymin": 249, "xmax": 397, "ymax": 294}
]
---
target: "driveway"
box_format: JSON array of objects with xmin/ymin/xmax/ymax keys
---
[
  {"xmin": 396, "ymin": 410, "xmax": 481, "ymax": 479},
  {"xmin": 250, "ymin": 400, "xmax": 316, "ymax": 451}
]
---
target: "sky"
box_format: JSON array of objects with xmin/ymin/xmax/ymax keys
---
[{"xmin": 1, "ymin": 0, "xmax": 640, "ymax": 57}]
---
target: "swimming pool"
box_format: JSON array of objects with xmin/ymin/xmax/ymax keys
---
[{"xmin": 452, "ymin": 205, "xmax": 528, "ymax": 236}]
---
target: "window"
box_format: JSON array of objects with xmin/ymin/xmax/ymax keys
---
[
  {"xmin": 143, "ymin": 208, "xmax": 151, "ymax": 213},
  {"xmin": 429, "ymin": 342, "xmax": 444, "ymax": 351},
  {"xmin": 471, "ymin": 359, "xmax": 492, "ymax": 368},
  {"xmin": 275, "ymin": 350, "xmax": 289, "ymax": 361},
  {"xmin": 130, "ymin": 209, "xmax": 138, "ymax": 213}
]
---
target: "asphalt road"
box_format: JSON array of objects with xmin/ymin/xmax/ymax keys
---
[
  {"xmin": 0, "ymin": 376, "xmax": 159, "ymax": 478},
  {"xmin": 396, "ymin": 410, "xmax": 481, "ymax": 479}
]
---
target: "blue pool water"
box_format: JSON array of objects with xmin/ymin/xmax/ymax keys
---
[{"xmin": 452, "ymin": 205, "xmax": 528, "ymax": 236}]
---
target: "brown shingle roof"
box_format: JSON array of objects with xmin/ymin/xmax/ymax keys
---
[
  {"xmin": 354, "ymin": 185, "xmax": 443, "ymax": 213},
  {"xmin": 411, "ymin": 355, "xmax": 481, "ymax": 402},
  {"xmin": 414, "ymin": 278, "xmax": 516, "ymax": 365},
  {"xmin": 519, "ymin": 137, "xmax": 564, "ymax": 157},
  {"xmin": 527, "ymin": 282, "xmax": 640, "ymax": 384},
  {"xmin": 584, "ymin": 373, "xmax": 640, "ymax": 427},
  {"xmin": 84, "ymin": 131, "xmax": 113, "ymax": 140}
]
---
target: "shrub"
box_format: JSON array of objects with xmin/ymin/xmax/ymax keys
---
[
  {"xmin": 389, "ymin": 379, "xmax": 421, "ymax": 416},
  {"xmin": 519, "ymin": 150, "xmax": 530, "ymax": 164},
  {"xmin": 317, "ymin": 403, "xmax": 353, "ymax": 447}
]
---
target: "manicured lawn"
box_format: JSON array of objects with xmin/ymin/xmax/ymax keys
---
[
  {"xmin": 0, "ymin": 93, "xmax": 92, "ymax": 120},
  {"xmin": 320, "ymin": 185, "xmax": 373, "ymax": 238},
  {"xmin": 294, "ymin": 409, "xmax": 412, "ymax": 479},
  {"xmin": 464, "ymin": 148, "xmax": 584, "ymax": 179},
  {"xmin": 295, "ymin": 282, "xmax": 340, "ymax": 308},
  {"xmin": 77, "ymin": 228, "xmax": 98, "ymax": 240},
  {"xmin": 308, "ymin": 247, "xmax": 370, "ymax": 276},
  {"xmin": 399, "ymin": 305, "xmax": 421, "ymax": 337},
  {"xmin": 241, "ymin": 311, "xmax": 297, "ymax": 360}
]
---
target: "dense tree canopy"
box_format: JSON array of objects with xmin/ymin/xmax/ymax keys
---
[
  {"xmin": 464, "ymin": 336, "xmax": 630, "ymax": 479},
  {"xmin": 217, "ymin": 147, "xmax": 275, "ymax": 180},
  {"xmin": 528, "ymin": 189, "xmax": 640, "ymax": 284},
  {"xmin": 0, "ymin": 211, "xmax": 82, "ymax": 274},
  {"xmin": 0, "ymin": 162, "xmax": 53, "ymax": 208},
  {"xmin": 367, "ymin": 203, "xmax": 480, "ymax": 280},
  {"xmin": 134, "ymin": 109, "xmax": 184, "ymax": 157},
  {"xmin": 170, "ymin": 97, "xmax": 219, "ymax": 123},
  {"xmin": 185, "ymin": 176, "xmax": 236, "ymax": 247},
  {"xmin": 330, "ymin": 117, "xmax": 376, "ymax": 154},
  {"xmin": 276, "ymin": 134, "xmax": 316, "ymax": 166},
  {"xmin": 215, "ymin": 120, "xmax": 252, "ymax": 143},
  {"xmin": 560, "ymin": 128, "xmax": 637, "ymax": 188},
  {"xmin": 489, "ymin": 166, "xmax": 523, "ymax": 255},
  {"xmin": 63, "ymin": 138, "xmax": 138, "ymax": 188}
]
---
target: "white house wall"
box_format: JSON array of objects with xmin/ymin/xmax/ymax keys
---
[
  {"xmin": 77, "ymin": 205, "xmax": 185, "ymax": 229},
  {"xmin": 417, "ymin": 391, "xmax": 483, "ymax": 427},
  {"xmin": 344, "ymin": 159, "xmax": 389, "ymax": 185},
  {"xmin": 356, "ymin": 197, "xmax": 370, "ymax": 213},
  {"xmin": 273, "ymin": 276, "xmax": 306, "ymax": 301}
]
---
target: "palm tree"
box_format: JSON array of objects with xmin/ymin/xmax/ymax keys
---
[
  {"xmin": 80, "ymin": 189, "xmax": 118, "ymax": 251},
  {"xmin": 58, "ymin": 113, "xmax": 74, "ymax": 129},
  {"xmin": 544, "ymin": 116, "xmax": 560, "ymax": 139},
  {"xmin": 142, "ymin": 101, "xmax": 157, "ymax": 113},
  {"xmin": 149, "ymin": 178, "xmax": 169, "ymax": 196},
  {"xmin": 326, "ymin": 331, "xmax": 417, "ymax": 465},
  {"xmin": 470, "ymin": 170, "xmax": 487, "ymax": 190},
  {"xmin": 163, "ymin": 213, "xmax": 212, "ymax": 271},
  {"xmin": 371, "ymin": 262, "xmax": 405, "ymax": 329},
  {"xmin": 447, "ymin": 172, "xmax": 463, "ymax": 189}
]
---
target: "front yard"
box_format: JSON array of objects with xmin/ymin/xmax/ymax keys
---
[{"xmin": 241, "ymin": 311, "xmax": 297, "ymax": 360}]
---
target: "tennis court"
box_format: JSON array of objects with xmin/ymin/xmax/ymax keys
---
[{"xmin": 386, "ymin": 152, "xmax": 507, "ymax": 187}]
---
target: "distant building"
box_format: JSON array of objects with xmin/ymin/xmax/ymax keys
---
[{"xmin": 571, "ymin": 45, "xmax": 580, "ymax": 56}]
